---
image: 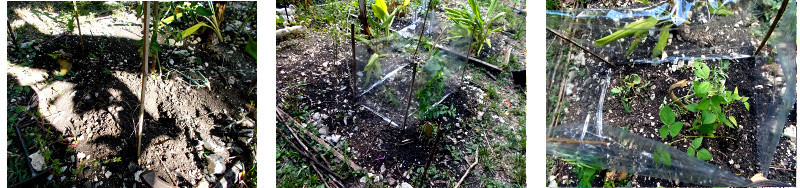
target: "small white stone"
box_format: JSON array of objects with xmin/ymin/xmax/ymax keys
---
[
  {"xmin": 134, "ymin": 170, "xmax": 145, "ymax": 182},
  {"xmin": 77, "ymin": 152, "xmax": 86, "ymax": 159},
  {"xmin": 206, "ymin": 154, "xmax": 225, "ymax": 174},
  {"xmin": 29, "ymin": 150, "xmax": 45, "ymax": 171}
]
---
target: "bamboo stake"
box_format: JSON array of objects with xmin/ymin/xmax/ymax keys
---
[
  {"xmin": 754, "ymin": 0, "xmax": 790, "ymax": 55},
  {"xmin": 73, "ymin": 1, "xmax": 84, "ymax": 51},
  {"xmin": 137, "ymin": 1, "xmax": 151, "ymax": 158},
  {"xmin": 401, "ymin": 0, "xmax": 434, "ymax": 129}
]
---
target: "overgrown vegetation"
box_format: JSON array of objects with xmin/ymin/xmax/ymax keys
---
[{"xmin": 444, "ymin": 0, "xmax": 506, "ymax": 55}]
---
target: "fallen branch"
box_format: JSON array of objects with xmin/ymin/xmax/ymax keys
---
[
  {"xmin": 277, "ymin": 108, "xmax": 364, "ymax": 172},
  {"xmin": 454, "ymin": 151, "xmax": 479, "ymax": 188}
]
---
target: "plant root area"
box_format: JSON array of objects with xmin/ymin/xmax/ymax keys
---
[{"xmin": 7, "ymin": 2, "xmax": 257, "ymax": 186}]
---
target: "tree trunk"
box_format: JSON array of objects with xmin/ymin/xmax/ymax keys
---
[{"xmin": 358, "ymin": 0, "xmax": 371, "ymax": 38}]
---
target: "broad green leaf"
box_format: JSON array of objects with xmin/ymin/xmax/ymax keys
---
[
  {"xmin": 610, "ymin": 88, "xmax": 622, "ymax": 95},
  {"xmin": 659, "ymin": 126, "xmax": 669, "ymax": 139},
  {"xmin": 631, "ymin": 74, "xmax": 642, "ymax": 84},
  {"xmin": 697, "ymin": 149, "xmax": 712, "ymax": 161},
  {"xmin": 181, "ymin": 22, "xmax": 212, "ymax": 38},
  {"xmin": 691, "ymin": 137, "xmax": 703, "ymax": 148},
  {"xmin": 196, "ymin": 6, "xmax": 213, "ymax": 17},
  {"xmin": 685, "ymin": 103, "xmax": 698, "ymax": 112},
  {"xmin": 744, "ymin": 102, "xmax": 750, "ymax": 110},
  {"xmin": 662, "ymin": 151, "xmax": 671, "ymax": 167},
  {"xmin": 694, "ymin": 62, "xmax": 710, "ymax": 79},
  {"xmin": 719, "ymin": 112, "xmax": 733, "ymax": 128},
  {"xmin": 669, "ymin": 122, "xmax": 682, "ymax": 137},
  {"xmin": 660, "ymin": 106, "xmax": 675, "ymax": 125},
  {"xmin": 711, "ymin": 95, "xmax": 725, "ymax": 106},
  {"xmin": 729, "ymin": 116, "xmax": 738, "ymax": 127},
  {"xmin": 687, "ymin": 146, "xmax": 696, "ymax": 156},
  {"xmin": 698, "ymin": 98, "xmax": 710, "ymax": 111},
  {"xmin": 702, "ymin": 110, "xmax": 717, "ymax": 124},
  {"xmin": 693, "ymin": 81, "xmax": 711, "ymax": 98},
  {"xmin": 372, "ymin": 4, "xmax": 387, "ymax": 21},
  {"xmin": 733, "ymin": 87, "xmax": 741, "ymax": 100},
  {"xmin": 698, "ymin": 123, "xmax": 715, "ymax": 134}
]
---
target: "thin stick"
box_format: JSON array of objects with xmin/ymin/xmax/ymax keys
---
[
  {"xmin": 277, "ymin": 108, "xmax": 364, "ymax": 172},
  {"xmin": 137, "ymin": 1, "xmax": 151, "ymax": 158},
  {"xmin": 546, "ymin": 27, "xmax": 615, "ymax": 67},
  {"xmin": 73, "ymin": 1, "xmax": 84, "ymax": 51},
  {"xmin": 401, "ymin": 0, "xmax": 434, "ymax": 129},
  {"xmin": 754, "ymin": 0, "xmax": 790, "ymax": 55},
  {"xmin": 277, "ymin": 129, "xmax": 344, "ymax": 180},
  {"xmin": 454, "ymin": 151, "xmax": 479, "ymax": 188}
]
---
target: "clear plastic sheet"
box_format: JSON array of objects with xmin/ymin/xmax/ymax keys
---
[
  {"xmin": 547, "ymin": 123, "xmax": 751, "ymax": 186},
  {"xmin": 757, "ymin": 0, "xmax": 796, "ymax": 176},
  {"xmin": 546, "ymin": 0, "xmax": 762, "ymax": 64},
  {"xmin": 546, "ymin": 0, "xmax": 797, "ymax": 184},
  {"xmin": 355, "ymin": 2, "xmax": 469, "ymax": 126}
]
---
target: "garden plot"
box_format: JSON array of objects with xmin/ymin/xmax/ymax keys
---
[
  {"xmin": 277, "ymin": 0, "xmax": 526, "ymax": 187},
  {"xmin": 546, "ymin": 0, "xmax": 796, "ymax": 187},
  {"xmin": 7, "ymin": 1, "xmax": 257, "ymax": 187}
]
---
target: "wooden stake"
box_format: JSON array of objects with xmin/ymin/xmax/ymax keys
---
[
  {"xmin": 277, "ymin": 108, "xmax": 364, "ymax": 172},
  {"xmin": 137, "ymin": 1, "xmax": 151, "ymax": 159},
  {"xmin": 73, "ymin": 1, "xmax": 84, "ymax": 51}
]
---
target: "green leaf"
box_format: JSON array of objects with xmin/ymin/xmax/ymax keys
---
[
  {"xmin": 662, "ymin": 151, "xmax": 671, "ymax": 167},
  {"xmin": 711, "ymin": 95, "xmax": 725, "ymax": 106},
  {"xmin": 195, "ymin": 6, "xmax": 213, "ymax": 17},
  {"xmin": 702, "ymin": 110, "xmax": 717, "ymax": 124},
  {"xmin": 652, "ymin": 24, "xmax": 672, "ymax": 58},
  {"xmin": 693, "ymin": 81, "xmax": 711, "ymax": 98},
  {"xmin": 610, "ymin": 88, "xmax": 622, "ymax": 95},
  {"xmin": 694, "ymin": 62, "xmax": 710, "ymax": 79},
  {"xmin": 698, "ymin": 123, "xmax": 715, "ymax": 134},
  {"xmin": 691, "ymin": 137, "xmax": 703, "ymax": 149},
  {"xmin": 687, "ymin": 146, "xmax": 696, "ymax": 156},
  {"xmin": 659, "ymin": 126, "xmax": 669, "ymax": 139},
  {"xmin": 181, "ymin": 22, "xmax": 212, "ymax": 39},
  {"xmin": 660, "ymin": 106, "xmax": 675, "ymax": 125},
  {"xmin": 669, "ymin": 122, "xmax": 682, "ymax": 137},
  {"xmin": 593, "ymin": 17, "xmax": 658, "ymax": 46},
  {"xmin": 685, "ymin": 103, "xmax": 699, "ymax": 112},
  {"xmin": 631, "ymin": 74, "xmax": 642, "ymax": 84},
  {"xmin": 625, "ymin": 31, "xmax": 647, "ymax": 57},
  {"xmin": 697, "ymin": 149, "xmax": 712, "ymax": 161},
  {"xmin": 732, "ymin": 87, "xmax": 741, "ymax": 100},
  {"xmin": 744, "ymin": 102, "xmax": 750, "ymax": 111},
  {"xmin": 729, "ymin": 116, "xmax": 738, "ymax": 127},
  {"xmin": 245, "ymin": 37, "xmax": 257, "ymax": 60},
  {"xmin": 719, "ymin": 112, "xmax": 733, "ymax": 128},
  {"xmin": 697, "ymin": 98, "xmax": 710, "ymax": 111}
]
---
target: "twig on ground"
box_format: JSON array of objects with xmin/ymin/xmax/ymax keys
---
[
  {"xmin": 277, "ymin": 130, "xmax": 344, "ymax": 181},
  {"xmin": 277, "ymin": 108, "xmax": 364, "ymax": 172},
  {"xmin": 454, "ymin": 151, "xmax": 480, "ymax": 188}
]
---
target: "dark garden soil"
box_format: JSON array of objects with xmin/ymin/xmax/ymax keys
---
[
  {"xmin": 7, "ymin": 2, "xmax": 257, "ymax": 187},
  {"xmin": 546, "ymin": 2, "xmax": 797, "ymax": 186},
  {"xmin": 278, "ymin": 27, "xmax": 525, "ymax": 187}
]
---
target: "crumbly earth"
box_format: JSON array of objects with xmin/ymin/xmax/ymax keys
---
[{"xmin": 7, "ymin": 2, "xmax": 257, "ymax": 187}]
